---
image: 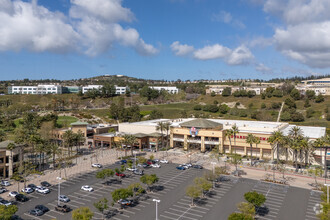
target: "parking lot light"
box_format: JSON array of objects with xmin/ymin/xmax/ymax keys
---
[
  {"xmin": 153, "ymin": 199, "xmax": 160, "ymax": 220},
  {"xmin": 57, "ymin": 177, "xmax": 62, "ymax": 206},
  {"xmin": 324, "ymin": 184, "xmax": 330, "ymax": 203}
]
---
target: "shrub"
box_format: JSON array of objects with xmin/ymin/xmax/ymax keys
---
[
  {"xmin": 219, "ymin": 104, "xmax": 230, "ymax": 114},
  {"xmin": 239, "ymin": 111, "xmax": 248, "ymax": 117},
  {"xmin": 247, "ymin": 90, "xmax": 256, "ymax": 98},
  {"xmin": 222, "ymin": 87, "xmax": 231, "ymax": 97},
  {"xmin": 203, "ymin": 105, "xmax": 219, "ymax": 113},
  {"xmin": 291, "ymin": 112, "xmax": 305, "ymax": 122},
  {"xmin": 280, "ymin": 112, "xmax": 291, "ymax": 121},
  {"xmin": 271, "ymin": 102, "xmax": 281, "ymax": 109},
  {"xmin": 210, "ymin": 91, "xmax": 216, "ymax": 97},
  {"xmin": 290, "ymin": 88, "xmax": 301, "ymax": 100},
  {"xmin": 306, "ymin": 108, "xmax": 314, "ymax": 118},
  {"xmin": 304, "ymin": 99, "xmax": 311, "ymax": 108},
  {"xmin": 284, "ymin": 98, "xmax": 296, "ymax": 108},
  {"xmin": 193, "ymin": 105, "xmax": 202, "ymax": 111},
  {"xmin": 261, "ymin": 103, "xmax": 266, "ymax": 109},
  {"xmin": 213, "ymin": 100, "xmax": 218, "ymax": 105},
  {"xmin": 305, "ymin": 90, "xmax": 316, "ymax": 99},
  {"xmin": 272, "ymin": 89, "xmax": 283, "ymax": 97},
  {"xmin": 315, "ymin": 94, "xmax": 325, "ymax": 103},
  {"xmin": 327, "ymin": 113, "xmax": 330, "ymax": 121}
]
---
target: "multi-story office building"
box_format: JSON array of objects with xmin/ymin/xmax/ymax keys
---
[
  {"xmin": 8, "ymin": 85, "xmax": 62, "ymax": 94},
  {"xmin": 301, "ymin": 78, "xmax": 330, "ymax": 86},
  {"xmin": 0, "ymin": 141, "xmax": 23, "ymax": 178},
  {"xmin": 115, "ymin": 86, "xmax": 128, "ymax": 95},
  {"xmin": 82, "ymin": 85, "xmax": 103, "ymax": 94},
  {"xmin": 149, "ymin": 86, "xmax": 179, "ymax": 94},
  {"xmin": 62, "ymin": 86, "xmax": 81, "ymax": 94}
]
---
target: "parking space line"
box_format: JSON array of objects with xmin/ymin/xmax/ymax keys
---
[
  {"xmin": 169, "ymin": 208, "xmax": 203, "ymax": 217},
  {"xmin": 24, "ymin": 213, "xmax": 43, "ymax": 220},
  {"xmin": 160, "ymin": 215, "xmax": 176, "ymax": 220},
  {"xmin": 164, "ymin": 211, "xmax": 198, "ymax": 220},
  {"xmin": 42, "ymin": 212, "xmax": 57, "ymax": 219}
]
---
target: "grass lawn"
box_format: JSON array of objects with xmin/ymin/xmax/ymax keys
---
[{"xmin": 57, "ymin": 116, "xmax": 78, "ymax": 127}]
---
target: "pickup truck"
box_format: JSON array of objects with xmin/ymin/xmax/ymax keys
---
[{"xmin": 55, "ymin": 205, "xmax": 70, "ymax": 213}]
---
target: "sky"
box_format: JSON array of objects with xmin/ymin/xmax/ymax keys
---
[{"xmin": 0, "ymin": 0, "xmax": 330, "ymax": 81}]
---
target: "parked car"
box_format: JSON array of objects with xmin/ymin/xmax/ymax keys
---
[
  {"xmin": 117, "ymin": 199, "xmax": 132, "ymax": 206},
  {"xmin": 55, "ymin": 205, "xmax": 70, "ymax": 213},
  {"xmin": 10, "ymin": 215, "xmax": 23, "ymax": 220},
  {"xmin": 137, "ymin": 163, "xmax": 149, "ymax": 168},
  {"xmin": 21, "ymin": 187, "xmax": 33, "ymax": 194},
  {"xmin": 36, "ymin": 186, "xmax": 50, "ymax": 194},
  {"xmin": 27, "ymin": 184, "xmax": 37, "ymax": 190},
  {"xmin": 231, "ymin": 170, "xmax": 246, "ymax": 176},
  {"xmin": 1, "ymin": 180, "xmax": 11, "ymax": 186},
  {"xmin": 9, "ymin": 191, "xmax": 19, "ymax": 197},
  {"xmin": 151, "ymin": 163, "xmax": 161, "ymax": 168},
  {"xmin": 120, "ymin": 159, "xmax": 127, "ymax": 163},
  {"xmin": 115, "ymin": 161, "xmax": 125, "ymax": 165},
  {"xmin": 183, "ymin": 163, "xmax": 192, "ymax": 168},
  {"xmin": 29, "ymin": 209, "xmax": 43, "ymax": 216},
  {"xmin": 160, "ymin": 159, "xmax": 169, "ymax": 164},
  {"xmin": 0, "ymin": 187, "xmax": 7, "ymax": 193},
  {"xmin": 58, "ymin": 195, "xmax": 70, "ymax": 203},
  {"xmin": 153, "ymin": 159, "xmax": 160, "ymax": 163},
  {"xmin": 40, "ymin": 181, "xmax": 51, "ymax": 187},
  {"xmin": 35, "ymin": 205, "xmax": 49, "ymax": 213},
  {"xmin": 103, "ymin": 179, "xmax": 122, "ymax": 185},
  {"xmin": 192, "ymin": 165, "xmax": 203, "ymax": 169},
  {"xmin": 176, "ymin": 166, "xmax": 186, "ymax": 170},
  {"xmin": 115, "ymin": 173, "xmax": 126, "ymax": 177},
  {"xmin": 0, "ymin": 199, "xmax": 12, "ymax": 206},
  {"xmin": 92, "ymin": 163, "xmax": 102, "ymax": 168},
  {"xmin": 81, "ymin": 185, "xmax": 94, "ymax": 192},
  {"xmin": 15, "ymin": 194, "xmax": 28, "ymax": 202},
  {"xmin": 126, "ymin": 167, "xmax": 137, "ymax": 172},
  {"xmin": 133, "ymin": 169, "xmax": 144, "ymax": 175}
]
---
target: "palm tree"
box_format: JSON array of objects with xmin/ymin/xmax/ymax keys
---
[
  {"xmin": 63, "ymin": 130, "xmax": 75, "ymax": 157},
  {"xmin": 246, "ymin": 134, "xmax": 256, "ymax": 166},
  {"xmin": 156, "ymin": 122, "xmax": 166, "ymax": 151},
  {"xmin": 7, "ymin": 142, "xmax": 16, "ymax": 177},
  {"xmin": 288, "ymin": 126, "xmax": 303, "ymax": 171},
  {"xmin": 121, "ymin": 134, "xmax": 137, "ymax": 156},
  {"xmin": 314, "ymin": 137, "xmax": 327, "ymax": 179},
  {"xmin": 300, "ymin": 137, "xmax": 313, "ymax": 166},
  {"xmin": 268, "ymin": 131, "xmax": 285, "ymax": 166},
  {"xmin": 225, "ymin": 129, "xmax": 234, "ymax": 154},
  {"xmin": 35, "ymin": 142, "xmax": 45, "ymax": 172},
  {"xmin": 47, "ymin": 143, "xmax": 61, "ymax": 170},
  {"xmin": 230, "ymin": 125, "xmax": 239, "ymax": 172},
  {"xmin": 253, "ymin": 136, "xmax": 260, "ymax": 159}
]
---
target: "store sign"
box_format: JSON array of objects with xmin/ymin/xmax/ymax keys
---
[{"xmin": 190, "ymin": 127, "xmax": 198, "ymax": 137}]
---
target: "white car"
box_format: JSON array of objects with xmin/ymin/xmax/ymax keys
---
[
  {"xmin": 151, "ymin": 164, "xmax": 161, "ymax": 168},
  {"xmin": 9, "ymin": 191, "xmax": 19, "ymax": 197},
  {"xmin": 21, "ymin": 187, "xmax": 33, "ymax": 194},
  {"xmin": 81, "ymin": 185, "xmax": 93, "ymax": 192},
  {"xmin": 126, "ymin": 167, "xmax": 137, "ymax": 172},
  {"xmin": 160, "ymin": 159, "xmax": 169, "ymax": 164},
  {"xmin": 1, "ymin": 181, "xmax": 11, "ymax": 186},
  {"xmin": 36, "ymin": 186, "xmax": 50, "ymax": 194},
  {"xmin": 92, "ymin": 163, "xmax": 102, "ymax": 168}
]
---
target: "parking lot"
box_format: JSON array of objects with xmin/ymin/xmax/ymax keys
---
[{"xmin": 13, "ymin": 162, "xmax": 323, "ymax": 220}]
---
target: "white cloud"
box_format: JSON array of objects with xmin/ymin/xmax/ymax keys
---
[
  {"xmin": 263, "ymin": 0, "xmax": 330, "ymax": 68},
  {"xmin": 255, "ymin": 63, "xmax": 272, "ymax": 73},
  {"xmin": 211, "ymin": 10, "xmax": 245, "ymax": 29},
  {"xmin": 248, "ymin": 36, "xmax": 273, "ymax": 48},
  {"xmin": 170, "ymin": 41, "xmax": 194, "ymax": 56},
  {"xmin": 0, "ymin": 0, "xmax": 157, "ymax": 56},
  {"xmin": 226, "ymin": 45, "xmax": 254, "ymax": 65},
  {"xmin": 193, "ymin": 44, "xmax": 232, "ymax": 60}
]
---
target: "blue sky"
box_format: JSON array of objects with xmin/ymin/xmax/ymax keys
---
[{"xmin": 0, "ymin": 0, "xmax": 330, "ymax": 80}]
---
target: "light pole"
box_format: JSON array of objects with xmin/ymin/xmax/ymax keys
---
[
  {"xmin": 211, "ymin": 162, "xmax": 216, "ymax": 188},
  {"xmin": 324, "ymin": 184, "xmax": 330, "ymax": 204},
  {"xmin": 57, "ymin": 177, "xmax": 62, "ymax": 206},
  {"xmin": 153, "ymin": 199, "xmax": 160, "ymax": 220},
  {"xmin": 134, "ymin": 152, "xmax": 137, "ymax": 169}
]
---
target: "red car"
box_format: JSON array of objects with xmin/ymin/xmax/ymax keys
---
[
  {"xmin": 115, "ymin": 173, "xmax": 126, "ymax": 177},
  {"xmin": 147, "ymin": 161, "xmax": 153, "ymax": 165}
]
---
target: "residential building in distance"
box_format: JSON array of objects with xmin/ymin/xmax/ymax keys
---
[
  {"xmin": 8, "ymin": 84, "xmax": 62, "ymax": 94},
  {"xmin": 149, "ymin": 86, "xmax": 179, "ymax": 94},
  {"xmin": 296, "ymin": 84, "xmax": 330, "ymax": 96},
  {"xmin": 206, "ymin": 85, "xmax": 269, "ymax": 95},
  {"xmin": 301, "ymin": 77, "xmax": 330, "ymax": 86}
]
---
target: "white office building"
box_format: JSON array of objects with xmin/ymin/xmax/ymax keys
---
[
  {"xmin": 82, "ymin": 85, "xmax": 103, "ymax": 94},
  {"xmin": 8, "ymin": 85, "xmax": 62, "ymax": 94},
  {"xmin": 149, "ymin": 86, "xmax": 179, "ymax": 94},
  {"xmin": 115, "ymin": 86, "xmax": 128, "ymax": 95}
]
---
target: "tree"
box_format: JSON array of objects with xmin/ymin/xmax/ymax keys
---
[
  {"xmin": 284, "ymin": 98, "xmax": 296, "ymax": 108},
  {"xmin": 140, "ymin": 174, "xmax": 159, "ymax": 192},
  {"xmin": 0, "ymin": 205, "xmax": 18, "ymax": 220},
  {"xmin": 290, "ymin": 88, "xmax": 301, "ymax": 100},
  {"xmin": 314, "ymin": 137, "xmax": 328, "ymax": 179},
  {"xmin": 268, "ymin": 131, "xmax": 285, "ymax": 166},
  {"xmin": 237, "ymin": 202, "xmax": 255, "ymax": 217},
  {"xmin": 231, "ymin": 125, "xmax": 239, "ymax": 172},
  {"xmin": 94, "ymin": 198, "xmax": 108, "ymax": 219},
  {"xmin": 121, "ymin": 134, "xmax": 137, "ymax": 156},
  {"xmin": 193, "ymin": 177, "xmax": 212, "ymax": 197},
  {"xmin": 111, "ymin": 188, "xmax": 133, "ymax": 205},
  {"xmin": 186, "ymin": 185, "xmax": 201, "ymax": 206},
  {"xmin": 246, "ymin": 134, "xmax": 256, "ymax": 166},
  {"xmin": 288, "ymin": 126, "xmax": 303, "ymax": 171},
  {"xmin": 0, "ymin": 129, "xmax": 6, "ymax": 142},
  {"xmin": 222, "ymin": 87, "xmax": 231, "ymax": 96},
  {"xmin": 253, "ymin": 136, "xmax": 260, "ymax": 159},
  {"xmin": 308, "ymin": 167, "xmax": 323, "ymax": 188},
  {"xmin": 305, "ymin": 90, "xmax": 316, "ymax": 99},
  {"xmin": 156, "ymin": 122, "xmax": 166, "ymax": 151},
  {"xmin": 228, "ymin": 213, "xmax": 254, "ymax": 220},
  {"xmin": 315, "ymin": 94, "xmax": 325, "ymax": 103},
  {"xmin": 219, "ymin": 104, "xmax": 230, "ymax": 114},
  {"xmin": 164, "ymin": 122, "xmax": 172, "ymax": 154},
  {"xmin": 304, "ymin": 99, "xmax": 311, "ymax": 108},
  {"xmin": 63, "ymin": 130, "xmax": 75, "ymax": 157},
  {"xmin": 244, "ymin": 191, "xmax": 266, "ymax": 207},
  {"xmin": 225, "ymin": 129, "xmax": 234, "ymax": 153},
  {"xmin": 72, "ymin": 207, "xmax": 94, "ymax": 220},
  {"xmin": 149, "ymin": 110, "xmax": 163, "ymax": 120}
]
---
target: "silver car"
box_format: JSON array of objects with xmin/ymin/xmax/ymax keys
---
[{"xmin": 58, "ymin": 195, "xmax": 70, "ymax": 203}]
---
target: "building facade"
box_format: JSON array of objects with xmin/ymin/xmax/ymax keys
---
[
  {"xmin": 8, "ymin": 85, "xmax": 62, "ymax": 95},
  {"xmin": 0, "ymin": 141, "xmax": 23, "ymax": 178},
  {"xmin": 149, "ymin": 86, "xmax": 179, "ymax": 94}
]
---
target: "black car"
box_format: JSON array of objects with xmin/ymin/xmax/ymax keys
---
[
  {"xmin": 27, "ymin": 184, "xmax": 37, "ymax": 190},
  {"xmin": 29, "ymin": 209, "xmax": 43, "ymax": 216},
  {"xmin": 115, "ymin": 161, "xmax": 124, "ymax": 165},
  {"xmin": 192, "ymin": 165, "xmax": 203, "ymax": 169},
  {"xmin": 40, "ymin": 181, "xmax": 51, "ymax": 187},
  {"xmin": 0, "ymin": 187, "xmax": 7, "ymax": 193},
  {"xmin": 15, "ymin": 194, "xmax": 28, "ymax": 202},
  {"xmin": 11, "ymin": 215, "xmax": 23, "ymax": 220},
  {"xmin": 35, "ymin": 205, "xmax": 49, "ymax": 213}
]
